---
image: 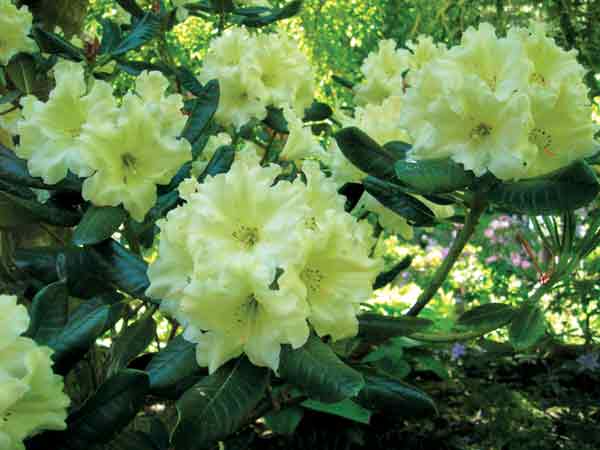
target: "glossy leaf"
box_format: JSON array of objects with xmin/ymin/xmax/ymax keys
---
[
  {"xmin": 172, "ymin": 358, "xmax": 269, "ymax": 450},
  {"xmin": 301, "ymin": 398, "xmax": 371, "ymax": 424},
  {"xmin": 279, "ymin": 334, "xmax": 365, "ymax": 403},
  {"xmin": 373, "ymin": 256, "xmax": 412, "ymax": 290},
  {"xmin": 356, "ymin": 374, "xmax": 437, "ymax": 418},
  {"xmin": 66, "ymin": 370, "xmax": 150, "ymax": 447},
  {"xmin": 489, "ymin": 161, "xmax": 600, "ymax": 215},
  {"xmin": 26, "ymin": 280, "xmax": 69, "ymax": 344},
  {"xmin": 181, "ymin": 79, "xmax": 220, "ymax": 144},
  {"xmin": 108, "ymin": 311, "xmax": 156, "ymax": 376},
  {"xmin": 394, "ymin": 158, "xmax": 475, "ymax": 194},
  {"xmin": 457, "ymin": 303, "xmax": 516, "ymax": 331},
  {"xmin": 358, "ymin": 313, "xmax": 433, "ymax": 344},
  {"xmin": 111, "ymin": 13, "xmax": 161, "ymax": 56},
  {"xmin": 32, "ymin": 27, "xmax": 85, "ymax": 61},
  {"xmin": 335, "ymin": 127, "xmax": 406, "ymax": 182},
  {"xmin": 509, "ymin": 302, "xmax": 546, "ymax": 350},
  {"xmin": 73, "ymin": 206, "xmax": 127, "ymax": 246},
  {"xmin": 362, "ymin": 176, "xmax": 435, "ymax": 226},
  {"xmin": 146, "ymin": 335, "xmax": 203, "ymax": 392},
  {"xmin": 240, "ymin": 0, "xmax": 302, "ymax": 27}
]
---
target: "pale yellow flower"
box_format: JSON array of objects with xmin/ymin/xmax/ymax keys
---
[
  {"xmin": 279, "ymin": 108, "xmax": 324, "ymax": 161},
  {"xmin": 80, "ymin": 71, "xmax": 191, "ymax": 221},
  {"xmin": 0, "ymin": 295, "xmax": 70, "ymax": 450},
  {"xmin": 0, "ymin": 0, "xmax": 37, "ymax": 66},
  {"xmin": 17, "ymin": 61, "xmax": 117, "ymax": 184},
  {"xmin": 180, "ymin": 262, "xmax": 309, "ymax": 372}
]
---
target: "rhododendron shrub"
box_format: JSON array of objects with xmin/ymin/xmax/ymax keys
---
[{"xmin": 0, "ymin": 0, "xmax": 598, "ymax": 449}]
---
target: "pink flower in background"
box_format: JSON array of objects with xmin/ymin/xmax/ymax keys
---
[
  {"xmin": 520, "ymin": 260, "xmax": 531, "ymax": 269},
  {"xmin": 485, "ymin": 255, "xmax": 499, "ymax": 264},
  {"xmin": 484, "ymin": 228, "xmax": 494, "ymax": 239},
  {"xmin": 510, "ymin": 252, "xmax": 522, "ymax": 266},
  {"xmin": 440, "ymin": 247, "xmax": 450, "ymax": 258}
]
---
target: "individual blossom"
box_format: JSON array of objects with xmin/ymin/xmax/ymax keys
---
[
  {"xmin": 17, "ymin": 60, "xmax": 117, "ymax": 184},
  {"xmin": 279, "ymin": 108, "xmax": 324, "ymax": 162},
  {"xmin": 292, "ymin": 210, "xmax": 381, "ymax": 341},
  {"xmin": 354, "ymin": 40, "xmax": 410, "ymax": 105},
  {"xmin": 180, "ymin": 262, "xmax": 309, "ymax": 372},
  {"xmin": 407, "ymin": 75, "xmax": 535, "ymax": 180},
  {"xmin": 446, "ymin": 22, "xmax": 532, "ymax": 100},
  {"xmin": 404, "ymin": 35, "xmax": 447, "ymax": 84},
  {"xmin": 522, "ymin": 81, "xmax": 596, "ymax": 178},
  {"xmin": 450, "ymin": 343, "xmax": 467, "ymax": 361},
  {"xmin": 0, "ymin": 295, "xmax": 70, "ymax": 450},
  {"xmin": 80, "ymin": 71, "xmax": 191, "ymax": 221},
  {"xmin": 0, "ymin": 0, "xmax": 37, "ymax": 66}
]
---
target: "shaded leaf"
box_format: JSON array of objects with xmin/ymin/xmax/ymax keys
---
[
  {"xmin": 489, "ymin": 161, "xmax": 600, "ymax": 215},
  {"xmin": 279, "ymin": 335, "xmax": 364, "ymax": 403},
  {"xmin": 335, "ymin": 127, "xmax": 406, "ymax": 182},
  {"xmin": 394, "ymin": 158, "xmax": 475, "ymax": 194},
  {"xmin": 66, "ymin": 370, "xmax": 150, "ymax": 447},
  {"xmin": 108, "ymin": 311, "xmax": 156, "ymax": 376},
  {"xmin": 73, "ymin": 206, "xmax": 126, "ymax": 246},
  {"xmin": 358, "ymin": 313, "xmax": 433, "ymax": 344},
  {"xmin": 457, "ymin": 303, "xmax": 516, "ymax": 331},
  {"xmin": 356, "ymin": 374, "xmax": 437, "ymax": 418},
  {"xmin": 509, "ymin": 302, "xmax": 546, "ymax": 350},
  {"xmin": 303, "ymin": 101, "xmax": 332, "ymax": 122},
  {"xmin": 146, "ymin": 335, "xmax": 202, "ymax": 392},
  {"xmin": 373, "ymin": 256, "xmax": 412, "ymax": 290},
  {"xmin": 26, "ymin": 280, "xmax": 69, "ymax": 344},
  {"xmin": 240, "ymin": 0, "xmax": 302, "ymax": 27},
  {"xmin": 301, "ymin": 398, "xmax": 371, "ymax": 424},
  {"xmin": 264, "ymin": 406, "xmax": 304, "ymax": 435},
  {"xmin": 32, "ymin": 27, "xmax": 85, "ymax": 61},
  {"xmin": 111, "ymin": 13, "xmax": 161, "ymax": 56},
  {"xmin": 172, "ymin": 358, "xmax": 269, "ymax": 450},
  {"xmin": 181, "ymin": 79, "xmax": 220, "ymax": 144}
]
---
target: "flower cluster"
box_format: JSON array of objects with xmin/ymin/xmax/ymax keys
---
[
  {"xmin": 0, "ymin": 0, "xmax": 37, "ymax": 66},
  {"xmin": 198, "ymin": 26, "xmax": 315, "ymax": 129},
  {"xmin": 16, "ymin": 62, "xmax": 191, "ymax": 221},
  {"xmin": 399, "ymin": 22, "xmax": 596, "ymax": 180},
  {"xmin": 147, "ymin": 152, "xmax": 381, "ymax": 373},
  {"xmin": 0, "ymin": 295, "xmax": 70, "ymax": 450}
]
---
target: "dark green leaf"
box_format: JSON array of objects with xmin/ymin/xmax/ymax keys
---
[
  {"xmin": 373, "ymin": 256, "xmax": 412, "ymax": 290},
  {"xmin": 146, "ymin": 335, "xmax": 203, "ymax": 392},
  {"xmin": 457, "ymin": 303, "xmax": 516, "ymax": 331},
  {"xmin": 198, "ymin": 145, "xmax": 235, "ymax": 182},
  {"xmin": 172, "ymin": 358, "xmax": 269, "ymax": 450},
  {"xmin": 358, "ymin": 313, "xmax": 433, "ymax": 344},
  {"xmin": 0, "ymin": 189, "xmax": 81, "ymax": 227},
  {"xmin": 211, "ymin": 0, "xmax": 235, "ymax": 13},
  {"xmin": 263, "ymin": 106, "xmax": 288, "ymax": 133},
  {"xmin": 335, "ymin": 127, "xmax": 406, "ymax": 182},
  {"xmin": 356, "ymin": 374, "xmax": 437, "ymax": 418},
  {"xmin": 111, "ymin": 13, "xmax": 161, "ymax": 56},
  {"xmin": 362, "ymin": 176, "xmax": 435, "ymax": 225},
  {"xmin": 279, "ymin": 334, "xmax": 365, "ymax": 403},
  {"xmin": 12, "ymin": 247, "xmax": 60, "ymax": 285},
  {"xmin": 303, "ymin": 101, "xmax": 332, "ymax": 122},
  {"xmin": 48, "ymin": 294, "xmax": 124, "ymax": 375},
  {"xmin": 264, "ymin": 406, "xmax": 304, "ymax": 435},
  {"xmin": 26, "ymin": 281, "xmax": 69, "ymax": 344},
  {"xmin": 509, "ymin": 302, "xmax": 546, "ymax": 350},
  {"xmin": 66, "ymin": 370, "xmax": 150, "ymax": 447},
  {"xmin": 59, "ymin": 247, "xmax": 111, "ymax": 298},
  {"xmin": 108, "ymin": 311, "xmax": 156, "ymax": 376},
  {"xmin": 394, "ymin": 158, "xmax": 475, "ymax": 194},
  {"xmin": 331, "ymin": 74, "xmax": 354, "ymax": 89},
  {"xmin": 32, "ymin": 27, "xmax": 85, "ymax": 61},
  {"xmin": 177, "ymin": 66, "xmax": 205, "ymax": 97},
  {"xmin": 91, "ymin": 240, "xmax": 151, "ymax": 300},
  {"xmin": 106, "ymin": 431, "xmax": 162, "ymax": 450},
  {"xmin": 301, "ymin": 398, "xmax": 371, "ymax": 424},
  {"xmin": 73, "ymin": 206, "xmax": 126, "ymax": 246},
  {"xmin": 115, "ymin": 60, "xmax": 172, "ymax": 76},
  {"xmin": 181, "ymin": 79, "xmax": 220, "ymax": 144},
  {"xmin": 240, "ymin": 0, "xmax": 302, "ymax": 27},
  {"xmin": 99, "ymin": 19, "xmax": 123, "ymax": 55},
  {"xmin": 489, "ymin": 161, "xmax": 600, "ymax": 215}
]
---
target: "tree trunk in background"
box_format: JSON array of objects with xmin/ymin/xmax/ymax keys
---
[{"xmin": 19, "ymin": 0, "xmax": 90, "ymax": 37}]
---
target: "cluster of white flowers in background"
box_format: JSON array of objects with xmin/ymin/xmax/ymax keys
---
[
  {"xmin": 147, "ymin": 152, "xmax": 381, "ymax": 373},
  {"xmin": 16, "ymin": 62, "xmax": 191, "ymax": 221},
  {"xmin": 198, "ymin": 26, "xmax": 315, "ymax": 130},
  {"xmin": 0, "ymin": 0, "xmax": 37, "ymax": 66},
  {"xmin": 399, "ymin": 22, "xmax": 596, "ymax": 180},
  {"xmin": 0, "ymin": 295, "xmax": 70, "ymax": 450}
]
